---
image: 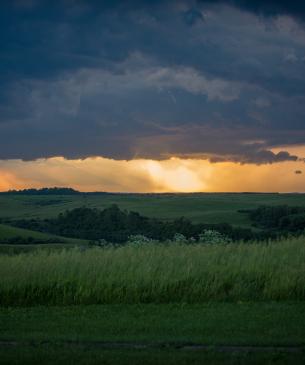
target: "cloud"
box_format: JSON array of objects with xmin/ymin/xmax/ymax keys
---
[
  {"xmin": 254, "ymin": 97, "xmax": 271, "ymax": 108},
  {"xmin": 0, "ymin": 1, "xmax": 305, "ymax": 164},
  {"xmin": 0, "ymin": 64, "xmax": 303, "ymax": 163},
  {"xmin": 10, "ymin": 1, "xmax": 305, "ymax": 21},
  {"xmin": 142, "ymin": 66, "xmax": 241, "ymax": 101},
  {"xmin": 183, "ymin": 8, "xmax": 205, "ymax": 26},
  {"xmin": 211, "ymin": 150, "xmax": 299, "ymax": 164},
  {"xmin": 284, "ymin": 52, "xmax": 298, "ymax": 62},
  {"xmin": 201, "ymin": 1, "xmax": 305, "ymax": 22}
]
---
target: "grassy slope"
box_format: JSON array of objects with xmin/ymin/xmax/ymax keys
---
[
  {"xmin": 0, "ymin": 223, "xmax": 56, "ymax": 240},
  {"xmin": 1, "ymin": 238, "xmax": 304, "ymax": 305},
  {"xmin": 2, "ymin": 193, "xmax": 305, "ymax": 227},
  {"xmin": 0, "ymin": 223, "xmax": 88, "ymax": 246}
]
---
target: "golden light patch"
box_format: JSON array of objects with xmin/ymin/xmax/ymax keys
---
[
  {"xmin": 0, "ymin": 154, "xmax": 305, "ymax": 192},
  {"xmin": 140, "ymin": 159, "xmax": 208, "ymax": 192}
]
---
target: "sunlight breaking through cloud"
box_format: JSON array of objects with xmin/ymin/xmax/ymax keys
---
[{"xmin": 1, "ymin": 154, "xmax": 305, "ymax": 193}]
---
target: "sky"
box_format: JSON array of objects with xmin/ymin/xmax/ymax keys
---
[{"xmin": 1, "ymin": 0, "xmax": 305, "ymax": 192}]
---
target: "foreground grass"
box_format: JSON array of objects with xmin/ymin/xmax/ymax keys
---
[
  {"xmin": 1, "ymin": 303, "xmax": 305, "ymax": 345},
  {"xmin": 0, "ymin": 238, "xmax": 305, "ymax": 305},
  {"xmin": 1, "ymin": 303, "xmax": 305, "ymax": 364},
  {"xmin": 1, "ymin": 346, "xmax": 304, "ymax": 365}
]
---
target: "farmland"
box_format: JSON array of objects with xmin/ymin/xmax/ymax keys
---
[
  {"xmin": 2, "ymin": 192, "xmax": 305, "ymax": 227},
  {"xmin": 0, "ymin": 223, "xmax": 86, "ymax": 243},
  {"xmin": 1, "ymin": 192, "xmax": 305, "ymax": 364}
]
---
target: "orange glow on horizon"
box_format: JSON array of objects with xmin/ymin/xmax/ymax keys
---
[{"xmin": 0, "ymin": 152, "xmax": 305, "ymax": 193}]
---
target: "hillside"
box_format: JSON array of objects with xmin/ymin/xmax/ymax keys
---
[
  {"xmin": 2, "ymin": 192, "xmax": 305, "ymax": 228},
  {"xmin": 0, "ymin": 223, "xmax": 88, "ymax": 245}
]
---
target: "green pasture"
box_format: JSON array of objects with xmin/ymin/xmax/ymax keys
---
[
  {"xmin": 0, "ymin": 223, "xmax": 88, "ymax": 247},
  {"xmin": 2, "ymin": 192, "xmax": 305, "ymax": 227},
  {"xmin": 0, "ymin": 224, "xmax": 56, "ymax": 240}
]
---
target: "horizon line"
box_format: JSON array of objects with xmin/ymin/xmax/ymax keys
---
[{"xmin": 2, "ymin": 187, "xmax": 305, "ymax": 195}]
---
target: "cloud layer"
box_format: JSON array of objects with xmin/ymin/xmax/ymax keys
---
[{"xmin": 0, "ymin": 0, "xmax": 305, "ymax": 164}]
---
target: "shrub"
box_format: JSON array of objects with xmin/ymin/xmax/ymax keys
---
[
  {"xmin": 198, "ymin": 230, "xmax": 232, "ymax": 244},
  {"xmin": 172, "ymin": 233, "xmax": 188, "ymax": 244},
  {"xmin": 127, "ymin": 234, "xmax": 155, "ymax": 246}
]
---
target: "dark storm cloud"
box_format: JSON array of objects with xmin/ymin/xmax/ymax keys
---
[
  {"xmin": 204, "ymin": 1, "xmax": 305, "ymax": 21},
  {"xmin": 208, "ymin": 150, "xmax": 299, "ymax": 165},
  {"xmin": 0, "ymin": 0, "xmax": 305, "ymax": 163}
]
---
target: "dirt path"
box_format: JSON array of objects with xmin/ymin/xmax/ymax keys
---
[{"xmin": 0, "ymin": 340, "xmax": 304, "ymax": 353}]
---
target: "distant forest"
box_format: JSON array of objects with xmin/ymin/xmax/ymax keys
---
[
  {"xmin": 3, "ymin": 187, "xmax": 81, "ymax": 195},
  {"xmin": 243, "ymin": 205, "xmax": 305, "ymax": 232},
  {"xmin": 8, "ymin": 205, "xmax": 281, "ymax": 244},
  {"xmin": 1, "ymin": 187, "xmax": 137, "ymax": 196}
]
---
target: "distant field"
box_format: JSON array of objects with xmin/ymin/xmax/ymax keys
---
[
  {"xmin": 0, "ymin": 223, "xmax": 54, "ymax": 240},
  {"xmin": 0, "ymin": 223, "xmax": 69, "ymax": 242},
  {"xmin": 2, "ymin": 192, "xmax": 305, "ymax": 227},
  {"xmin": 0, "ymin": 224, "xmax": 85, "ymax": 245}
]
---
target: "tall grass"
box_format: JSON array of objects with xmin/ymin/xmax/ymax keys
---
[{"xmin": 0, "ymin": 238, "xmax": 305, "ymax": 305}]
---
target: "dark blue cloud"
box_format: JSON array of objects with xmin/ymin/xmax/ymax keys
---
[
  {"xmin": 204, "ymin": 0, "xmax": 305, "ymax": 21},
  {"xmin": 0, "ymin": 0, "xmax": 305, "ymax": 163}
]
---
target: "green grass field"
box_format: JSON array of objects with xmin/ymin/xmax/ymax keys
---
[
  {"xmin": 2, "ymin": 303, "xmax": 305, "ymax": 345},
  {"xmin": 1, "ymin": 345, "xmax": 303, "ymax": 365},
  {"xmin": 1, "ymin": 193, "xmax": 305, "ymax": 364},
  {"xmin": 1, "ymin": 303, "xmax": 305, "ymax": 364},
  {"xmin": 0, "ymin": 223, "xmax": 88, "ymax": 250},
  {"xmin": 1, "ymin": 237, "xmax": 304, "ymax": 305},
  {"xmin": 0, "ymin": 224, "xmax": 52, "ymax": 240},
  {"xmin": 2, "ymin": 192, "xmax": 305, "ymax": 227}
]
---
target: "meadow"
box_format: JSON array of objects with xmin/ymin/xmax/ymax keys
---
[
  {"xmin": 1, "ymin": 192, "xmax": 305, "ymax": 364},
  {"xmin": 0, "ymin": 223, "xmax": 87, "ymax": 243},
  {"xmin": 1, "ymin": 237, "xmax": 305, "ymax": 305},
  {"xmin": 3, "ymin": 192, "xmax": 305, "ymax": 227}
]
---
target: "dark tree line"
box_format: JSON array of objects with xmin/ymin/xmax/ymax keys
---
[
  {"xmin": 0, "ymin": 237, "xmax": 65, "ymax": 245},
  {"xmin": 11, "ymin": 205, "xmax": 275, "ymax": 243},
  {"xmin": 3, "ymin": 187, "xmax": 80, "ymax": 195},
  {"xmin": 243, "ymin": 205, "xmax": 305, "ymax": 233}
]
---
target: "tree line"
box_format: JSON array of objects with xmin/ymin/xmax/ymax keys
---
[
  {"xmin": 242, "ymin": 205, "xmax": 305, "ymax": 233},
  {"xmin": 9, "ymin": 205, "xmax": 277, "ymax": 243},
  {"xmin": 3, "ymin": 187, "xmax": 80, "ymax": 195}
]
